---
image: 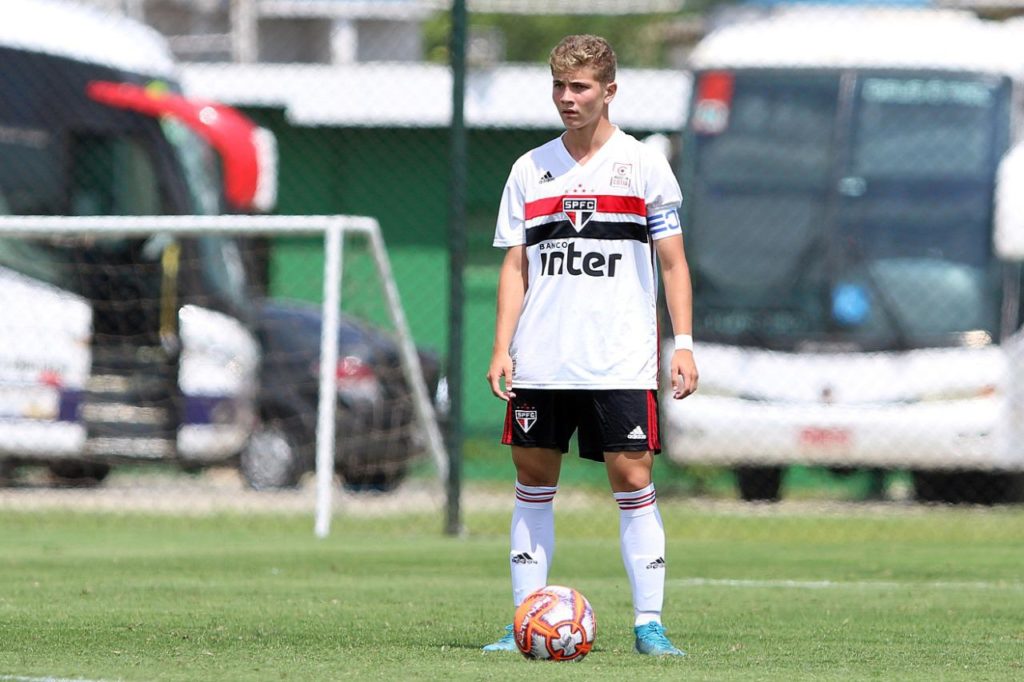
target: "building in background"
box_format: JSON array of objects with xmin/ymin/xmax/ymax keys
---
[
  {"xmin": 80, "ymin": 0, "xmax": 691, "ymax": 65},
  {"xmin": 82, "ymin": 0, "xmax": 434, "ymax": 63}
]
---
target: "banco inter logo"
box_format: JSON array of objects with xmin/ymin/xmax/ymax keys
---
[
  {"xmin": 538, "ymin": 242, "xmax": 622, "ymax": 277},
  {"xmin": 562, "ymin": 197, "xmax": 597, "ymax": 231}
]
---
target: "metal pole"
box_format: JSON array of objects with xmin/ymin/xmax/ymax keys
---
[
  {"xmin": 314, "ymin": 223, "xmax": 343, "ymax": 539},
  {"xmin": 231, "ymin": 0, "xmax": 258, "ymax": 64},
  {"xmin": 445, "ymin": 0, "xmax": 468, "ymax": 537}
]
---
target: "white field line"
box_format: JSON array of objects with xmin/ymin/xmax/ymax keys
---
[
  {"xmin": 671, "ymin": 577, "xmax": 1024, "ymax": 591},
  {"xmin": 0, "ymin": 676, "xmax": 115, "ymax": 682}
]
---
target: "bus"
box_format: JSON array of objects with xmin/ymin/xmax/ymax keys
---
[
  {"xmin": 662, "ymin": 7, "xmax": 1024, "ymax": 502},
  {"xmin": 0, "ymin": 0, "xmax": 276, "ymax": 483}
]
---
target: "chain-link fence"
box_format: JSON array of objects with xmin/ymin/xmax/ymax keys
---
[{"xmin": 3, "ymin": 0, "xmax": 1024, "ymax": 528}]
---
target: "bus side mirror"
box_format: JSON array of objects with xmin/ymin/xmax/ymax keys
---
[{"xmin": 994, "ymin": 144, "xmax": 1024, "ymax": 261}]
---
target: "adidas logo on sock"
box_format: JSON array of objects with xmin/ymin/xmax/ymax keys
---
[
  {"xmin": 539, "ymin": 170, "xmax": 555, "ymax": 183},
  {"xmin": 646, "ymin": 557, "xmax": 666, "ymax": 570},
  {"xmin": 627, "ymin": 426, "xmax": 647, "ymax": 440},
  {"xmin": 512, "ymin": 552, "xmax": 538, "ymax": 565}
]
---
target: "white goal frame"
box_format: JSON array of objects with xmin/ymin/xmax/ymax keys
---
[{"xmin": 0, "ymin": 215, "xmax": 448, "ymax": 537}]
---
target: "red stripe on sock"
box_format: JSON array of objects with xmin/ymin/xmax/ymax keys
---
[
  {"xmin": 516, "ymin": 484, "xmax": 556, "ymax": 504},
  {"xmin": 617, "ymin": 491, "xmax": 656, "ymax": 510},
  {"xmin": 516, "ymin": 491, "xmax": 557, "ymax": 501}
]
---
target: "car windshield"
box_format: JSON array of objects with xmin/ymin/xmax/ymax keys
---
[{"xmin": 686, "ymin": 70, "xmax": 1010, "ymax": 350}]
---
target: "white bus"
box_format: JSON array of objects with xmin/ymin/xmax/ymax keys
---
[
  {"xmin": 661, "ymin": 7, "xmax": 1024, "ymax": 502},
  {"xmin": 0, "ymin": 0, "xmax": 275, "ymax": 483}
]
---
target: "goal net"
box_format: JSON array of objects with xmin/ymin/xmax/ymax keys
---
[{"xmin": 0, "ymin": 215, "xmax": 447, "ymax": 537}]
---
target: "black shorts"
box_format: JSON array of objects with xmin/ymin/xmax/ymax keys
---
[{"xmin": 501, "ymin": 388, "xmax": 661, "ymax": 462}]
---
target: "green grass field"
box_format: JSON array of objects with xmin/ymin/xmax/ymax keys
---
[{"xmin": 1, "ymin": 496, "xmax": 1022, "ymax": 681}]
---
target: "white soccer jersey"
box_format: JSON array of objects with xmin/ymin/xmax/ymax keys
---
[{"xmin": 493, "ymin": 127, "xmax": 683, "ymax": 389}]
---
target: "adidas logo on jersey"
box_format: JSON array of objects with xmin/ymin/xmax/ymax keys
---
[
  {"xmin": 627, "ymin": 426, "xmax": 647, "ymax": 440},
  {"xmin": 539, "ymin": 170, "xmax": 555, "ymax": 183}
]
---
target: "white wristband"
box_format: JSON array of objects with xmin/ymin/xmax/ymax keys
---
[{"xmin": 674, "ymin": 334, "xmax": 694, "ymax": 352}]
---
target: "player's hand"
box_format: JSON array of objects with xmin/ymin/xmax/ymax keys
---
[
  {"xmin": 670, "ymin": 350, "xmax": 698, "ymax": 400},
  {"xmin": 486, "ymin": 351, "xmax": 516, "ymax": 401}
]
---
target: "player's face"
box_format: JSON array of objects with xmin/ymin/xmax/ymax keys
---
[{"xmin": 552, "ymin": 68, "xmax": 616, "ymax": 131}]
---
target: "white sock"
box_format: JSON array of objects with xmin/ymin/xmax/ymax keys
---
[
  {"xmin": 614, "ymin": 483, "xmax": 666, "ymax": 627},
  {"xmin": 509, "ymin": 481, "xmax": 557, "ymax": 607}
]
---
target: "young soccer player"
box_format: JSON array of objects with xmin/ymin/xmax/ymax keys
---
[{"xmin": 483, "ymin": 34, "xmax": 699, "ymax": 657}]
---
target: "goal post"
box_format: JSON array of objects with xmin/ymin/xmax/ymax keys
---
[{"xmin": 0, "ymin": 214, "xmax": 448, "ymax": 537}]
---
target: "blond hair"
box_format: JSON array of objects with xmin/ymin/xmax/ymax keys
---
[{"xmin": 549, "ymin": 34, "xmax": 617, "ymax": 84}]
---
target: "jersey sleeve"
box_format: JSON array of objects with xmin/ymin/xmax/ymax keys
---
[
  {"xmin": 643, "ymin": 147, "xmax": 683, "ymax": 242},
  {"xmin": 493, "ymin": 161, "xmax": 527, "ymax": 248}
]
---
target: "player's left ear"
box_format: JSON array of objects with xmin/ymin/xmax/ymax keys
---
[{"xmin": 604, "ymin": 81, "xmax": 617, "ymax": 104}]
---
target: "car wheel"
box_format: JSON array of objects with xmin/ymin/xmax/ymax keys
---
[
  {"xmin": 241, "ymin": 418, "xmax": 303, "ymax": 490},
  {"xmin": 339, "ymin": 465, "xmax": 407, "ymax": 493}
]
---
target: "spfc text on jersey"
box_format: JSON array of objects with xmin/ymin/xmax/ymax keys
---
[
  {"xmin": 562, "ymin": 197, "xmax": 597, "ymax": 231},
  {"xmin": 538, "ymin": 242, "xmax": 622, "ymax": 277}
]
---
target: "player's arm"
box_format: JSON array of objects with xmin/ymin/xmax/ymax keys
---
[
  {"xmin": 655, "ymin": 233, "xmax": 699, "ymax": 399},
  {"xmin": 487, "ymin": 245, "xmax": 527, "ymax": 400}
]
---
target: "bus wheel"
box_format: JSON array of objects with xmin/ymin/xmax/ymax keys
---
[
  {"xmin": 913, "ymin": 470, "xmax": 1024, "ymax": 504},
  {"xmin": 734, "ymin": 466, "xmax": 783, "ymax": 502},
  {"xmin": 0, "ymin": 458, "xmax": 16, "ymax": 486},
  {"xmin": 48, "ymin": 460, "xmax": 111, "ymax": 486}
]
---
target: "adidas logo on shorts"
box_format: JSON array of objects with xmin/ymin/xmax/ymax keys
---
[{"xmin": 627, "ymin": 426, "xmax": 647, "ymax": 440}]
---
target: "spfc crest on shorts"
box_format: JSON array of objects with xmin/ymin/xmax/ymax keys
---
[
  {"xmin": 562, "ymin": 197, "xmax": 596, "ymax": 231},
  {"xmin": 515, "ymin": 408, "xmax": 538, "ymax": 433}
]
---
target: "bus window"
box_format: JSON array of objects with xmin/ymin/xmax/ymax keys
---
[
  {"xmin": 854, "ymin": 77, "xmax": 1001, "ymax": 179},
  {"xmin": 161, "ymin": 118, "xmax": 222, "ymax": 216},
  {"xmin": 0, "ymin": 235, "xmax": 70, "ymax": 289},
  {"xmin": 0, "ymin": 126, "xmax": 61, "ymax": 215},
  {"xmin": 70, "ymin": 133, "xmax": 162, "ymax": 216},
  {"xmin": 689, "ymin": 73, "xmax": 840, "ymax": 344}
]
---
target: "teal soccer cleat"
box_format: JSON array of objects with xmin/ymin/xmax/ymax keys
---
[
  {"xmin": 634, "ymin": 622, "xmax": 686, "ymax": 657},
  {"xmin": 482, "ymin": 624, "xmax": 517, "ymax": 652}
]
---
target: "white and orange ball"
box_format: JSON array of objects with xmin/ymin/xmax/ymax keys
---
[{"xmin": 513, "ymin": 585, "xmax": 596, "ymax": 661}]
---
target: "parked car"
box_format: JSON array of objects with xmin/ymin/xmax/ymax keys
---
[{"xmin": 240, "ymin": 298, "xmax": 444, "ymax": 492}]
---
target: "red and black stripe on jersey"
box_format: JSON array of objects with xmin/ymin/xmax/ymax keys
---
[{"xmin": 524, "ymin": 194, "xmax": 649, "ymax": 246}]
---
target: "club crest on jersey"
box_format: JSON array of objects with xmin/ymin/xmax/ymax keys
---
[
  {"xmin": 515, "ymin": 408, "xmax": 538, "ymax": 433},
  {"xmin": 562, "ymin": 197, "xmax": 597, "ymax": 231}
]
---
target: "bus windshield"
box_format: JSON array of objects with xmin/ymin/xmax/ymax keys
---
[
  {"xmin": 0, "ymin": 115, "xmax": 246, "ymax": 315},
  {"xmin": 687, "ymin": 70, "xmax": 1010, "ymax": 351}
]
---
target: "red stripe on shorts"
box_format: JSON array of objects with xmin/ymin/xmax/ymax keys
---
[
  {"xmin": 502, "ymin": 401, "xmax": 514, "ymax": 445},
  {"xmin": 647, "ymin": 390, "xmax": 660, "ymax": 451}
]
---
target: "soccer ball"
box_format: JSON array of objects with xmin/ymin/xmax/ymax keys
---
[{"xmin": 513, "ymin": 585, "xmax": 596, "ymax": 662}]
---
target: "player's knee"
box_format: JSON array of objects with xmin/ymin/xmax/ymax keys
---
[
  {"xmin": 616, "ymin": 472, "xmax": 652, "ymax": 492},
  {"xmin": 605, "ymin": 453, "xmax": 653, "ymax": 491},
  {"xmin": 512, "ymin": 447, "xmax": 561, "ymax": 486}
]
